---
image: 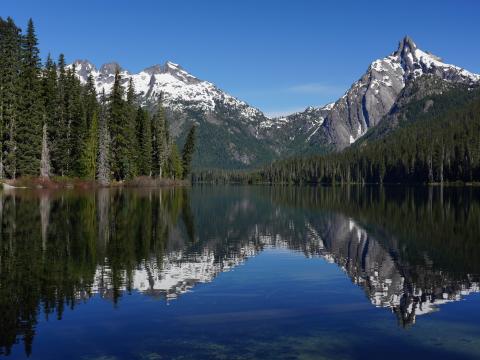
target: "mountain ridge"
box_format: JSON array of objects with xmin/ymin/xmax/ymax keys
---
[{"xmin": 68, "ymin": 36, "xmax": 480, "ymax": 169}]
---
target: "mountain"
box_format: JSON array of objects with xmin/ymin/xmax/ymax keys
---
[
  {"xmin": 70, "ymin": 60, "xmax": 276, "ymax": 169},
  {"xmin": 257, "ymin": 103, "xmax": 334, "ymax": 156},
  {"xmin": 70, "ymin": 36, "xmax": 480, "ymax": 169},
  {"xmin": 294, "ymin": 36, "xmax": 479, "ymax": 151},
  {"xmin": 357, "ymin": 74, "xmax": 476, "ymax": 145}
]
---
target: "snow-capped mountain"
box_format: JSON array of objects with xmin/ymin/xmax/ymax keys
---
[
  {"xmin": 70, "ymin": 59, "xmax": 275, "ymax": 169},
  {"xmin": 69, "ymin": 36, "xmax": 480, "ymax": 167},
  {"xmin": 72, "ymin": 60, "xmax": 264, "ymax": 118},
  {"xmin": 296, "ymin": 36, "xmax": 480, "ymax": 149}
]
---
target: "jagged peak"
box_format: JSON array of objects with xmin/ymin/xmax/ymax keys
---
[
  {"xmin": 394, "ymin": 36, "xmax": 417, "ymax": 56},
  {"xmin": 164, "ymin": 61, "xmax": 181, "ymax": 70},
  {"xmin": 143, "ymin": 64, "xmax": 162, "ymax": 75},
  {"xmin": 72, "ymin": 59, "xmax": 96, "ymax": 71},
  {"xmin": 99, "ymin": 62, "xmax": 122, "ymax": 75}
]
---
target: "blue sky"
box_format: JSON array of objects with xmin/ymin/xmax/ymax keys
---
[{"xmin": 3, "ymin": 0, "xmax": 480, "ymax": 116}]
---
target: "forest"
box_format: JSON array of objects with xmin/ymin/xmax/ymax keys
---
[
  {"xmin": 0, "ymin": 17, "xmax": 196, "ymax": 184},
  {"xmin": 194, "ymin": 86, "xmax": 480, "ymax": 185}
]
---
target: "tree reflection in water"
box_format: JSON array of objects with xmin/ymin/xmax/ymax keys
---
[{"xmin": 0, "ymin": 185, "xmax": 479, "ymax": 356}]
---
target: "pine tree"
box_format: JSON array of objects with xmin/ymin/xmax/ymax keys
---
[
  {"xmin": 83, "ymin": 74, "xmax": 98, "ymax": 132},
  {"xmin": 125, "ymin": 78, "xmax": 138, "ymax": 177},
  {"xmin": 168, "ymin": 143, "xmax": 183, "ymax": 180},
  {"xmin": 17, "ymin": 18, "xmax": 43, "ymax": 177},
  {"xmin": 135, "ymin": 107, "xmax": 152, "ymax": 176},
  {"xmin": 181, "ymin": 125, "xmax": 196, "ymax": 179},
  {"xmin": 54, "ymin": 53, "xmax": 69, "ymax": 176},
  {"xmin": 66, "ymin": 65, "xmax": 86, "ymax": 176},
  {"xmin": 0, "ymin": 17, "xmax": 21, "ymax": 178},
  {"xmin": 80, "ymin": 110, "xmax": 98, "ymax": 179},
  {"xmin": 151, "ymin": 97, "xmax": 169, "ymax": 177},
  {"xmin": 97, "ymin": 90, "xmax": 110, "ymax": 185},
  {"xmin": 40, "ymin": 54, "xmax": 57, "ymax": 178},
  {"xmin": 108, "ymin": 67, "xmax": 130, "ymax": 180}
]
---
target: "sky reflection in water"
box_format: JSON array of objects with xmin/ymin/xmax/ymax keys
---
[{"xmin": 1, "ymin": 186, "xmax": 480, "ymax": 359}]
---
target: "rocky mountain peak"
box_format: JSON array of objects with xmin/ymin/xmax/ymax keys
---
[
  {"xmin": 99, "ymin": 62, "xmax": 122, "ymax": 75},
  {"xmin": 143, "ymin": 64, "xmax": 163, "ymax": 75},
  {"xmin": 394, "ymin": 36, "xmax": 417, "ymax": 58},
  {"xmin": 72, "ymin": 59, "xmax": 96, "ymax": 81},
  {"xmin": 73, "ymin": 59, "xmax": 96, "ymax": 70}
]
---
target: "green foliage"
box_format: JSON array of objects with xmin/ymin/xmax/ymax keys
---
[
  {"xmin": 151, "ymin": 98, "xmax": 169, "ymax": 177},
  {"xmin": 181, "ymin": 125, "xmax": 196, "ymax": 179},
  {"xmin": 108, "ymin": 71, "xmax": 138, "ymax": 180},
  {"xmin": 80, "ymin": 111, "xmax": 99, "ymax": 179},
  {"xmin": 167, "ymin": 143, "xmax": 183, "ymax": 180},
  {"xmin": 196, "ymin": 87, "xmax": 480, "ymax": 185},
  {"xmin": 0, "ymin": 17, "xmax": 194, "ymax": 182},
  {"xmin": 16, "ymin": 18, "xmax": 43, "ymax": 176},
  {"xmin": 0, "ymin": 17, "xmax": 21, "ymax": 178},
  {"xmin": 135, "ymin": 107, "xmax": 152, "ymax": 176}
]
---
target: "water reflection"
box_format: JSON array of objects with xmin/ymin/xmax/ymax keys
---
[{"xmin": 0, "ymin": 186, "xmax": 479, "ymax": 356}]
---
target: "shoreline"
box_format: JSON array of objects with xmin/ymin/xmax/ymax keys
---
[{"xmin": 1, "ymin": 176, "xmax": 190, "ymax": 190}]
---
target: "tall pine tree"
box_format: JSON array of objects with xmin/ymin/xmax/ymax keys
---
[
  {"xmin": 97, "ymin": 90, "xmax": 110, "ymax": 185},
  {"xmin": 181, "ymin": 125, "xmax": 196, "ymax": 179},
  {"xmin": 151, "ymin": 96, "xmax": 169, "ymax": 177},
  {"xmin": 108, "ymin": 67, "xmax": 130, "ymax": 180},
  {"xmin": 17, "ymin": 18, "xmax": 43, "ymax": 177},
  {"xmin": 135, "ymin": 107, "xmax": 152, "ymax": 176},
  {"xmin": 0, "ymin": 17, "xmax": 21, "ymax": 178}
]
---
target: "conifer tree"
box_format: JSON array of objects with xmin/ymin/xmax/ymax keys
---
[
  {"xmin": 168, "ymin": 143, "xmax": 183, "ymax": 180},
  {"xmin": 17, "ymin": 18, "xmax": 43, "ymax": 176},
  {"xmin": 0, "ymin": 17, "xmax": 21, "ymax": 178},
  {"xmin": 125, "ymin": 78, "xmax": 138, "ymax": 177},
  {"xmin": 108, "ymin": 68, "xmax": 130, "ymax": 180},
  {"xmin": 55, "ymin": 53, "xmax": 69, "ymax": 176},
  {"xmin": 66, "ymin": 65, "xmax": 86, "ymax": 176},
  {"xmin": 83, "ymin": 74, "xmax": 98, "ymax": 132},
  {"xmin": 40, "ymin": 54, "xmax": 57, "ymax": 178},
  {"xmin": 151, "ymin": 97, "xmax": 169, "ymax": 177},
  {"xmin": 97, "ymin": 90, "xmax": 110, "ymax": 185},
  {"xmin": 135, "ymin": 107, "xmax": 152, "ymax": 176},
  {"xmin": 81, "ymin": 111, "xmax": 98, "ymax": 179},
  {"xmin": 181, "ymin": 125, "xmax": 196, "ymax": 179}
]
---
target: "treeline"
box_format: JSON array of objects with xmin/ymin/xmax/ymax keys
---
[
  {"xmin": 194, "ymin": 88, "xmax": 480, "ymax": 184},
  {"xmin": 0, "ymin": 17, "xmax": 196, "ymax": 182}
]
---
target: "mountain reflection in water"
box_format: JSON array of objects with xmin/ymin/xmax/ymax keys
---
[{"xmin": 0, "ymin": 185, "xmax": 479, "ymax": 357}]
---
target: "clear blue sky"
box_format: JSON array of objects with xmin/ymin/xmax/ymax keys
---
[{"xmin": 3, "ymin": 0, "xmax": 480, "ymax": 116}]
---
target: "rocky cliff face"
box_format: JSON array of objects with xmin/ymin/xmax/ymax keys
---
[{"xmin": 302, "ymin": 36, "xmax": 479, "ymax": 150}]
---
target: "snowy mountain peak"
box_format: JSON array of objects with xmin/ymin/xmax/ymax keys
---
[
  {"xmin": 99, "ymin": 62, "xmax": 122, "ymax": 75},
  {"xmin": 142, "ymin": 64, "xmax": 162, "ymax": 75},
  {"xmin": 394, "ymin": 35, "xmax": 417, "ymax": 58},
  {"xmin": 72, "ymin": 59, "xmax": 96, "ymax": 71},
  {"xmin": 289, "ymin": 37, "xmax": 480, "ymax": 151}
]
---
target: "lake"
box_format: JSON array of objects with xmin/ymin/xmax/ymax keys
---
[{"xmin": 1, "ymin": 185, "xmax": 480, "ymax": 359}]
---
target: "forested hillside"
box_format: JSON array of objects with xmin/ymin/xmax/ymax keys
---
[
  {"xmin": 194, "ymin": 85, "xmax": 480, "ymax": 184},
  {"xmin": 0, "ymin": 17, "xmax": 195, "ymax": 183}
]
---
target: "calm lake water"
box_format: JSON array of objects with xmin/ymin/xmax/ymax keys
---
[{"xmin": 1, "ymin": 185, "xmax": 480, "ymax": 359}]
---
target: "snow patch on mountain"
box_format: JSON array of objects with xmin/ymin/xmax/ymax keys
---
[{"xmin": 69, "ymin": 60, "xmax": 264, "ymax": 121}]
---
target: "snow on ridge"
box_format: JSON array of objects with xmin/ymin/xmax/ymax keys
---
[
  {"xmin": 69, "ymin": 60, "xmax": 264, "ymax": 119},
  {"xmin": 413, "ymin": 48, "xmax": 480, "ymax": 82}
]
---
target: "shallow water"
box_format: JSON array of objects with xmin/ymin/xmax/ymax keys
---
[{"xmin": 1, "ymin": 185, "xmax": 480, "ymax": 359}]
